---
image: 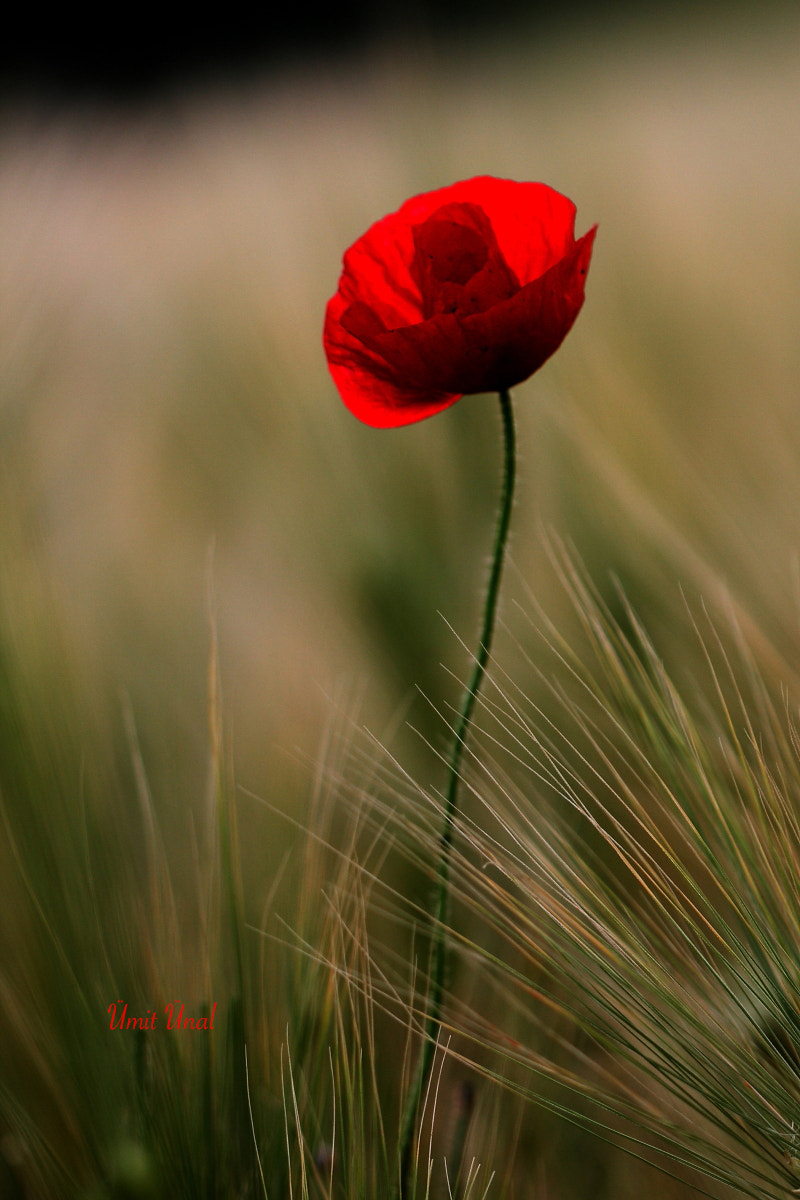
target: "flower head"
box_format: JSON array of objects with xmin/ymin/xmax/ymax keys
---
[{"xmin": 324, "ymin": 176, "xmax": 596, "ymax": 427}]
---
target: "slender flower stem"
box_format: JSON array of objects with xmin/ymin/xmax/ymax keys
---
[{"xmin": 398, "ymin": 388, "xmax": 516, "ymax": 1198}]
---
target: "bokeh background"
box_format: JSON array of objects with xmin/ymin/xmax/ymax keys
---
[{"xmin": 2, "ymin": 2, "xmax": 800, "ymax": 1195}]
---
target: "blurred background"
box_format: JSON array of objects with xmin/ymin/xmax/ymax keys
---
[{"xmin": 2, "ymin": 2, "xmax": 800, "ymax": 1195}]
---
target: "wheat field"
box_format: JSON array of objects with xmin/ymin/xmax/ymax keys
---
[{"xmin": 1, "ymin": 7, "xmax": 800, "ymax": 1196}]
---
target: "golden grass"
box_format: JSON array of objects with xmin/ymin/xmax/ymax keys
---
[{"xmin": 1, "ymin": 10, "xmax": 800, "ymax": 1195}]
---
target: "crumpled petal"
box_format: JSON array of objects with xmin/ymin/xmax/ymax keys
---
[{"xmin": 324, "ymin": 176, "xmax": 595, "ymax": 428}]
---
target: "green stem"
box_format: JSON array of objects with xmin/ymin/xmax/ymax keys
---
[{"xmin": 397, "ymin": 388, "xmax": 516, "ymax": 1198}]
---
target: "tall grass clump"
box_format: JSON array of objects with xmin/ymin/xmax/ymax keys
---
[
  {"xmin": 0, "ymin": 561, "xmax": 502, "ymax": 1199},
  {"xmin": 0, "ymin": 580, "xmax": 400, "ymax": 1199},
  {"xmin": 373, "ymin": 545, "xmax": 800, "ymax": 1200}
]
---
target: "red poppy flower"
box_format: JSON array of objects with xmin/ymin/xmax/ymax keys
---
[{"xmin": 324, "ymin": 176, "xmax": 596, "ymax": 428}]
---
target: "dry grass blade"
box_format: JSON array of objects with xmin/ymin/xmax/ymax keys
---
[{"xmin": 408, "ymin": 544, "xmax": 800, "ymax": 1199}]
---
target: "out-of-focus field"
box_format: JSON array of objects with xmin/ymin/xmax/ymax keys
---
[{"xmin": 1, "ymin": 8, "xmax": 800, "ymax": 1196}]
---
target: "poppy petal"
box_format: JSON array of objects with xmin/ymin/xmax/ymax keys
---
[{"xmin": 324, "ymin": 177, "xmax": 595, "ymax": 426}]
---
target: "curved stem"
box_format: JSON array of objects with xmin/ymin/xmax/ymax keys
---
[{"xmin": 397, "ymin": 389, "xmax": 516, "ymax": 1198}]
